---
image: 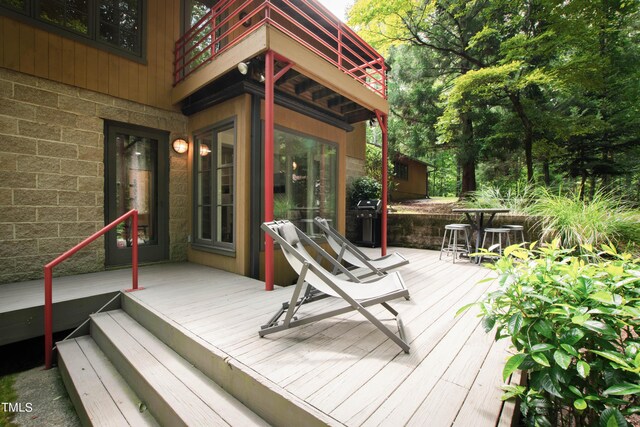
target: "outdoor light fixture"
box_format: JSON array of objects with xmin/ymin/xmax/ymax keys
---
[
  {"xmin": 199, "ymin": 143, "xmax": 211, "ymax": 157},
  {"xmin": 237, "ymin": 61, "xmax": 250, "ymax": 75},
  {"xmin": 258, "ymin": 73, "xmax": 265, "ymax": 83},
  {"xmin": 172, "ymin": 138, "xmax": 188, "ymax": 154}
]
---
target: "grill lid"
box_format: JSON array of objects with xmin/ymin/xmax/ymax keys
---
[{"xmin": 356, "ymin": 199, "xmax": 382, "ymax": 211}]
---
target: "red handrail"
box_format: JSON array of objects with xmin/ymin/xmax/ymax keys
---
[
  {"xmin": 44, "ymin": 209, "xmax": 140, "ymax": 369},
  {"xmin": 173, "ymin": 0, "xmax": 387, "ymax": 98}
]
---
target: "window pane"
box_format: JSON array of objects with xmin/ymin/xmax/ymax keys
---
[
  {"xmin": 39, "ymin": 0, "xmax": 89, "ymax": 35},
  {"xmin": 99, "ymin": 0, "xmax": 140, "ymax": 53},
  {"xmin": 216, "ymin": 128, "xmax": 234, "ymax": 244},
  {"xmin": 273, "ymin": 129, "xmax": 337, "ymax": 236},
  {"xmin": 1, "ymin": 0, "xmax": 27, "ymax": 13},
  {"xmin": 196, "ymin": 134, "xmax": 213, "ymax": 241},
  {"xmin": 114, "ymin": 133, "xmax": 158, "ymax": 247}
]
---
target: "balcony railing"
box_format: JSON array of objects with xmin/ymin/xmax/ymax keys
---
[{"xmin": 174, "ymin": 0, "xmax": 387, "ymax": 99}]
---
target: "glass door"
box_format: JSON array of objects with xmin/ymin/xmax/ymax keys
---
[{"xmin": 105, "ymin": 123, "xmax": 169, "ymax": 265}]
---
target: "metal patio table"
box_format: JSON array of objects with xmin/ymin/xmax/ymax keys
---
[{"xmin": 451, "ymin": 208, "xmax": 510, "ymax": 263}]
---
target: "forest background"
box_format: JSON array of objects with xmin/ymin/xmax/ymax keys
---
[{"xmin": 347, "ymin": 0, "xmax": 640, "ymax": 201}]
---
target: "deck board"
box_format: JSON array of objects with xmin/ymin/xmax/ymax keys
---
[{"xmin": 3, "ymin": 248, "xmax": 517, "ymax": 426}]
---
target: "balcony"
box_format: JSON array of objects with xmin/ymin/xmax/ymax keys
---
[{"xmin": 173, "ymin": 0, "xmax": 387, "ymax": 120}]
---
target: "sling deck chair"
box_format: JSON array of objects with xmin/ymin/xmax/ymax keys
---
[
  {"xmin": 260, "ymin": 220, "xmax": 410, "ymax": 354},
  {"xmin": 314, "ymin": 217, "xmax": 409, "ymax": 275}
]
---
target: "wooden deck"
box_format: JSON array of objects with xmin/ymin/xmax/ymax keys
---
[
  {"xmin": 125, "ymin": 248, "xmax": 517, "ymax": 426},
  {"xmin": 1, "ymin": 248, "xmax": 519, "ymax": 425}
]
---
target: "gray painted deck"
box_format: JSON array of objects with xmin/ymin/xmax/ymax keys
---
[{"xmin": 2, "ymin": 249, "xmax": 519, "ymax": 425}]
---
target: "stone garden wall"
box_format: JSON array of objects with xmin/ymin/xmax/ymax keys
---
[{"xmin": 346, "ymin": 211, "xmax": 540, "ymax": 250}]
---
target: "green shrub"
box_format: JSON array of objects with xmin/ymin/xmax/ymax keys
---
[
  {"xmin": 463, "ymin": 185, "xmax": 534, "ymax": 214},
  {"xmin": 348, "ymin": 176, "xmax": 382, "ymax": 207},
  {"xmin": 527, "ymin": 188, "xmax": 640, "ymax": 251},
  {"xmin": 463, "ymin": 241, "xmax": 640, "ymax": 426}
]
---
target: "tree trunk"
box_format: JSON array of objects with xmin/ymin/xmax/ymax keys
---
[
  {"xmin": 508, "ymin": 92, "xmax": 534, "ymax": 182},
  {"xmin": 459, "ymin": 113, "xmax": 476, "ymax": 196},
  {"xmin": 543, "ymin": 159, "xmax": 551, "ymax": 186}
]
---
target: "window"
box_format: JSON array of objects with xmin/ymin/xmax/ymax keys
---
[
  {"xmin": 0, "ymin": 0, "xmax": 143, "ymax": 57},
  {"xmin": 273, "ymin": 128, "xmax": 337, "ymax": 236},
  {"xmin": 394, "ymin": 161, "xmax": 409, "ymax": 181},
  {"xmin": 193, "ymin": 121, "xmax": 235, "ymax": 250}
]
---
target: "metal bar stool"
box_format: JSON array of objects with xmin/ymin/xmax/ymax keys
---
[
  {"xmin": 440, "ymin": 224, "xmax": 472, "ymax": 263},
  {"xmin": 503, "ymin": 224, "xmax": 525, "ymax": 244},
  {"xmin": 480, "ymin": 227, "xmax": 511, "ymax": 261}
]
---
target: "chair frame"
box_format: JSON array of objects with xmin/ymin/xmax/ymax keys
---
[
  {"xmin": 313, "ymin": 217, "xmax": 409, "ymax": 276},
  {"xmin": 260, "ymin": 220, "xmax": 410, "ymax": 354}
]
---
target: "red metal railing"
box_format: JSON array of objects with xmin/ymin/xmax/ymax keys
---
[
  {"xmin": 44, "ymin": 209, "xmax": 140, "ymax": 369},
  {"xmin": 174, "ymin": 0, "xmax": 387, "ymax": 98}
]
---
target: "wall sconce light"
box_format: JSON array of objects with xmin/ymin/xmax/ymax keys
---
[
  {"xmin": 199, "ymin": 143, "xmax": 211, "ymax": 157},
  {"xmin": 172, "ymin": 138, "xmax": 188, "ymax": 154},
  {"xmin": 237, "ymin": 61, "xmax": 250, "ymax": 75}
]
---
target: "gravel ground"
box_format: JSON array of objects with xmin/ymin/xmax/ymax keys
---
[{"xmin": 11, "ymin": 366, "xmax": 80, "ymax": 427}]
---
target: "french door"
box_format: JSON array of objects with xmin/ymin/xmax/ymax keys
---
[{"xmin": 105, "ymin": 123, "xmax": 169, "ymax": 265}]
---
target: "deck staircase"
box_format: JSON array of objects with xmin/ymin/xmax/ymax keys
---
[{"xmin": 57, "ymin": 293, "xmax": 271, "ymax": 427}]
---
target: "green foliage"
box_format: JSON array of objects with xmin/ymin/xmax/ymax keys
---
[
  {"xmin": 0, "ymin": 374, "xmax": 17, "ymax": 427},
  {"xmin": 527, "ymin": 188, "xmax": 640, "ymax": 251},
  {"xmin": 365, "ymin": 142, "xmax": 395, "ymax": 196},
  {"xmin": 470, "ymin": 242, "xmax": 640, "ymax": 426},
  {"xmin": 274, "ymin": 194, "xmax": 293, "ymax": 220},
  {"xmin": 463, "ymin": 185, "xmax": 535, "ymax": 214},
  {"xmin": 348, "ymin": 176, "xmax": 382, "ymax": 208}
]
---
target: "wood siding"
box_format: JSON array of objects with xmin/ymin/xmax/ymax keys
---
[
  {"xmin": 0, "ymin": 0, "xmax": 180, "ymax": 111},
  {"xmin": 186, "ymin": 95, "xmax": 252, "ymax": 276},
  {"xmin": 393, "ymin": 160, "xmax": 427, "ymax": 200}
]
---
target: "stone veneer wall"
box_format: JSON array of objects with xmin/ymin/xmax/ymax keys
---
[
  {"xmin": 346, "ymin": 211, "xmax": 540, "ymax": 250},
  {"xmin": 0, "ymin": 67, "xmax": 188, "ymax": 284}
]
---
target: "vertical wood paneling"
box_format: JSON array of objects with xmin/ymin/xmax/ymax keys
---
[
  {"xmin": 48, "ymin": 34, "xmax": 62, "ymax": 81},
  {"xmin": 61, "ymin": 38, "xmax": 75, "ymax": 85},
  {"xmin": 85, "ymin": 47, "xmax": 98, "ymax": 91},
  {"xmin": 0, "ymin": 18, "xmax": 4, "ymax": 66},
  {"xmin": 146, "ymin": 0, "xmax": 158, "ymax": 107},
  {"xmin": 3, "ymin": 18, "xmax": 20, "ymax": 70},
  {"xmin": 19, "ymin": 24, "xmax": 35, "ymax": 75},
  {"xmin": 128, "ymin": 62, "xmax": 139, "ymax": 103},
  {"xmin": 108, "ymin": 55, "xmax": 119, "ymax": 96},
  {"xmin": 1, "ymin": 4, "xmax": 181, "ymax": 111},
  {"xmin": 33, "ymin": 28, "xmax": 49, "ymax": 78},
  {"xmin": 156, "ymin": 0, "xmax": 167, "ymax": 106},
  {"xmin": 97, "ymin": 50, "xmax": 109, "ymax": 93},
  {"xmin": 118, "ymin": 58, "xmax": 129, "ymax": 99},
  {"xmin": 74, "ymin": 44, "xmax": 87, "ymax": 88}
]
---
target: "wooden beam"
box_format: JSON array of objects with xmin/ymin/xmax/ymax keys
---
[
  {"xmin": 312, "ymin": 88, "xmax": 334, "ymax": 101},
  {"xmin": 340, "ymin": 102, "xmax": 360, "ymax": 114},
  {"xmin": 327, "ymin": 95, "xmax": 349, "ymax": 108},
  {"xmin": 275, "ymin": 69, "xmax": 300, "ymax": 86},
  {"xmin": 295, "ymin": 78, "xmax": 321, "ymax": 95}
]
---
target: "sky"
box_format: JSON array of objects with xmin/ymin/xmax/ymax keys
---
[{"xmin": 317, "ymin": 0, "xmax": 352, "ymax": 21}]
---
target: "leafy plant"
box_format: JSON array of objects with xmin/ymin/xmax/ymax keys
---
[
  {"xmin": 348, "ymin": 176, "xmax": 382, "ymax": 207},
  {"xmin": 0, "ymin": 374, "xmax": 17, "ymax": 427},
  {"xmin": 527, "ymin": 188, "xmax": 640, "ymax": 251},
  {"xmin": 274, "ymin": 194, "xmax": 293, "ymax": 220},
  {"xmin": 463, "ymin": 241, "xmax": 640, "ymax": 426},
  {"xmin": 463, "ymin": 185, "xmax": 535, "ymax": 214}
]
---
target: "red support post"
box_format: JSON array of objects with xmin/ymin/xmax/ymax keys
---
[
  {"xmin": 264, "ymin": 50, "xmax": 275, "ymax": 291},
  {"xmin": 375, "ymin": 110, "xmax": 388, "ymax": 256}
]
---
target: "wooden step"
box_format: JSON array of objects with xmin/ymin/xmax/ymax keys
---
[
  {"xmin": 90, "ymin": 310, "xmax": 268, "ymax": 427},
  {"xmin": 57, "ymin": 336, "xmax": 159, "ymax": 427},
  {"xmin": 122, "ymin": 292, "xmax": 340, "ymax": 427}
]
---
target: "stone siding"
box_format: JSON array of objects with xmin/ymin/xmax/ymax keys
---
[
  {"xmin": 346, "ymin": 211, "xmax": 540, "ymax": 250},
  {"xmin": 0, "ymin": 67, "xmax": 188, "ymax": 284},
  {"xmin": 346, "ymin": 156, "xmax": 365, "ymax": 186}
]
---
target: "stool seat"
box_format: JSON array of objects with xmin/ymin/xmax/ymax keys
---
[
  {"xmin": 503, "ymin": 224, "xmax": 526, "ymax": 243},
  {"xmin": 480, "ymin": 228, "xmax": 511, "ymax": 261},
  {"xmin": 484, "ymin": 227, "xmax": 511, "ymax": 233},
  {"xmin": 440, "ymin": 223, "xmax": 472, "ymax": 263}
]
